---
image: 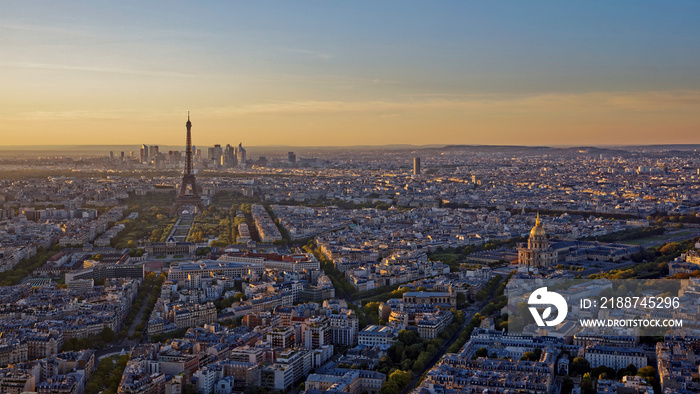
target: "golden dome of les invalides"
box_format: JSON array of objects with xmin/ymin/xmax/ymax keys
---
[{"xmin": 529, "ymin": 213, "xmax": 547, "ymax": 237}]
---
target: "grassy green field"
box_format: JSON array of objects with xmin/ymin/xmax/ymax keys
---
[
  {"xmin": 625, "ymin": 230, "xmax": 696, "ymax": 245},
  {"xmin": 625, "ymin": 236, "xmax": 668, "ymax": 245}
]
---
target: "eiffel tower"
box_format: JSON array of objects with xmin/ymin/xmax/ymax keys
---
[{"xmin": 172, "ymin": 112, "xmax": 204, "ymax": 215}]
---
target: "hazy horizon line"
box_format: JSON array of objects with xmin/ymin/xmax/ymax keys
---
[{"xmin": 0, "ymin": 143, "xmax": 699, "ymax": 150}]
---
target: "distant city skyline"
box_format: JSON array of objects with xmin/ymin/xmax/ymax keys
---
[{"xmin": 2, "ymin": 1, "xmax": 700, "ymax": 146}]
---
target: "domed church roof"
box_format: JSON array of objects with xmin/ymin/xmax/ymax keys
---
[{"xmin": 530, "ymin": 212, "xmax": 547, "ymax": 237}]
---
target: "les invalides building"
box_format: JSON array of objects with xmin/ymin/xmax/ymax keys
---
[{"xmin": 518, "ymin": 213, "xmax": 558, "ymax": 269}]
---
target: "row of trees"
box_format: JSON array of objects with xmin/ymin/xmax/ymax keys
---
[
  {"xmin": 62, "ymin": 327, "xmax": 116, "ymax": 351},
  {"xmin": 111, "ymin": 192, "xmax": 177, "ymax": 249},
  {"xmin": 303, "ymin": 244, "xmax": 357, "ymax": 298},
  {"xmin": 629, "ymin": 236, "xmax": 699, "ymax": 263},
  {"xmin": 591, "ymin": 236, "xmax": 700, "ymax": 280},
  {"xmin": 210, "ymin": 191, "xmax": 257, "ymax": 209},
  {"xmin": 648, "ymin": 211, "xmax": 700, "ymax": 224},
  {"xmin": 555, "ymin": 264, "xmax": 587, "ymax": 271},
  {"xmin": 380, "ymin": 370, "xmax": 411, "ymax": 394},
  {"xmin": 130, "ymin": 273, "xmax": 165, "ymax": 340},
  {"xmin": 356, "ymin": 300, "xmax": 386, "ymax": 328},
  {"xmin": 189, "ymin": 206, "xmax": 232, "ymax": 244},
  {"xmin": 213, "ymin": 291, "xmax": 247, "ymax": 311},
  {"xmin": 581, "ymin": 226, "xmax": 665, "ymax": 243},
  {"xmin": 85, "ymin": 354, "xmax": 130, "ymax": 394},
  {"xmin": 428, "ymin": 238, "xmax": 524, "ymax": 272},
  {"xmin": 566, "ymin": 356, "xmax": 657, "ymax": 394},
  {"xmin": 189, "ymin": 203, "xmax": 251, "ymax": 245},
  {"xmin": 262, "ymin": 204, "xmax": 292, "ymax": 244},
  {"xmin": 514, "ymin": 208, "xmax": 638, "ymax": 221},
  {"xmin": 447, "ymin": 273, "xmax": 512, "ymax": 353},
  {"xmin": 150, "ymin": 319, "xmax": 242, "ymax": 345},
  {"xmin": 359, "ymin": 286, "xmax": 412, "ymax": 305},
  {"xmin": 0, "ymin": 243, "xmax": 61, "ymax": 286},
  {"xmin": 149, "ymin": 327, "xmax": 189, "ymax": 343},
  {"xmin": 119, "ymin": 272, "xmax": 165, "ymax": 340},
  {"xmin": 378, "ymin": 311, "xmax": 466, "ymax": 394},
  {"xmin": 475, "ymin": 274, "xmax": 504, "ymax": 301},
  {"xmin": 353, "ymin": 287, "xmax": 458, "ymax": 330},
  {"xmin": 350, "ymin": 282, "xmax": 406, "ymax": 302},
  {"xmin": 272, "ymin": 197, "xmax": 394, "ymax": 211}
]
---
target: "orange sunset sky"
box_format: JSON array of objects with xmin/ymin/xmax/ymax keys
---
[{"xmin": 2, "ymin": 1, "xmax": 699, "ymax": 147}]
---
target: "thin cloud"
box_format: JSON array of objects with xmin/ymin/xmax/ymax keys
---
[
  {"xmin": 9, "ymin": 90, "xmax": 700, "ymax": 123},
  {"xmin": 0, "ymin": 20, "xmax": 84, "ymax": 35},
  {"xmin": 281, "ymin": 48, "xmax": 334, "ymax": 60},
  {"xmin": 0, "ymin": 61, "xmax": 201, "ymax": 79},
  {"xmin": 17, "ymin": 109, "xmax": 139, "ymax": 121},
  {"xmin": 1, "ymin": 61, "xmax": 390, "ymax": 86},
  {"xmin": 199, "ymin": 90, "xmax": 700, "ymax": 116},
  {"xmin": 13, "ymin": 108, "xmax": 184, "ymax": 122},
  {"xmin": 261, "ymin": 72, "xmax": 404, "ymax": 86}
]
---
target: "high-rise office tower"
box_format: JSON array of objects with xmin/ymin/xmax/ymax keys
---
[
  {"xmin": 168, "ymin": 150, "xmax": 182, "ymax": 165},
  {"xmin": 154, "ymin": 154, "xmax": 164, "ymax": 169},
  {"xmin": 140, "ymin": 144, "xmax": 149, "ymax": 163},
  {"xmin": 288, "ymin": 152, "xmax": 296, "ymax": 165},
  {"xmin": 208, "ymin": 144, "xmax": 223, "ymax": 165},
  {"xmin": 237, "ymin": 143, "xmax": 247, "ymax": 166},
  {"xmin": 413, "ymin": 157, "xmax": 421, "ymax": 175},
  {"xmin": 223, "ymin": 144, "xmax": 237, "ymax": 168}
]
